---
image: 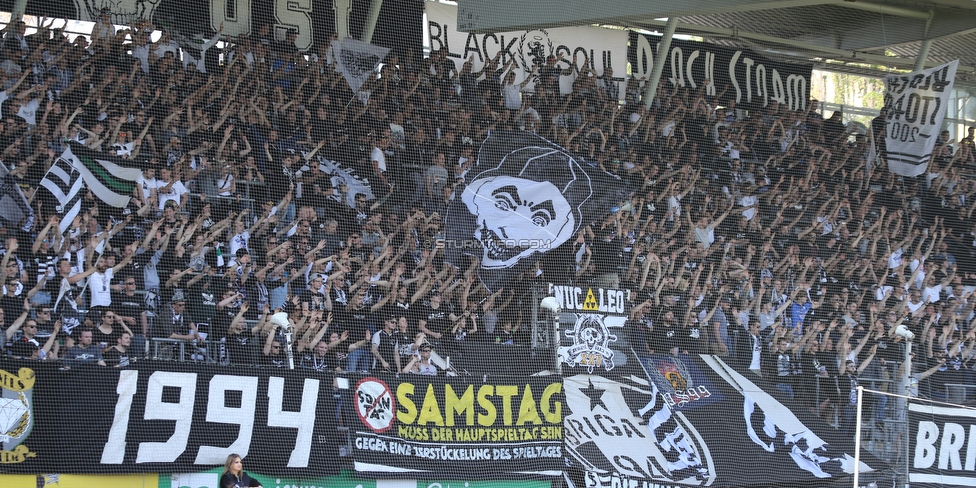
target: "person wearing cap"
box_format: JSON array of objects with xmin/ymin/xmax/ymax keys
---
[
  {"xmin": 402, "ymin": 344, "xmax": 437, "ymax": 376},
  {"xmin": 152, "ymin": 290, "xmax": 203, "ymax": 360},
  {"xmin": 299, "ymin": 274, "xmax": 330, "ymax": 315},
  {"xmin": 371, "ymin": 315, "xmax": 400, "ymax": 372}
]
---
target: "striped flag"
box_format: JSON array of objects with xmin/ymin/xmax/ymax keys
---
[
  {"xmin": 62, "ymin": 143, "xmax": 141, "ymax": 208},
  {"xmin": 40, "ymin": 154, "xmax": 85, "ymax": 234}
]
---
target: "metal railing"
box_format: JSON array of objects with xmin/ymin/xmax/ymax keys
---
[{"xmin": 945, "ymin": 383, "xmax": 976, "ymax": 405}]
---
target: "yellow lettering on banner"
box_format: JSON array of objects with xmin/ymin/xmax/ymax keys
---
[
  {"xmin": 397, "ymin": 383, "xmax": 417, "ymax": 424},
  {"xmin": 417, "ymin": 384, "xmax": 444, "ymax": 426},
  {"xmin": 0, "ymin": 368, "xmax": 35, "ymax": 392},
  {"xmin": 541, "ymin": 383, "xmax": 563, "ymax": 423},
  {"xmin": 516, "ymin": 384, "xmax": 542, "ymax": 426},
  {"xmin": 0, "ymin": 446, "xmax": 35, "ymax": 464},
  {"xmin": 477, "ymin": 385, "xmax": 496, "ymax": 426},
  {"xmin": 444, "ymin": 384, "xmax": 474, "ymax": 426},
  {"xmin": 496, "ymin": 386, "xmax": 519, "ymax": 425},
  {"xmin": 398, "ymin": 425, "xmax": 430, "ymax": 440},
  {"xmin": 397, "ymin": 381, "xmax": 562, "ymax": 428}
]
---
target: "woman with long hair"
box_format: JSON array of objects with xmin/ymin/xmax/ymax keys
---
[{"xmin": 221, "ymin": 453, "xmax": 262, "ymax": 488}]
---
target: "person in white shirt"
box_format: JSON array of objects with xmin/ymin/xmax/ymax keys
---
[
  {"xmin": 500, "ymin": 67, "xmax": 535, "ymax": 111},
  {"xmin": 130, "ymin": 33, "xmax": 152, "ymax": 73},
  {"xmin": 135, "ymin": 166, "xmax": 160, "ymax": 209},
  {"xmin": 182, "ymin": 23, "xmax": 224, "ymax": 74},
  {"xmin": 156, "ymin": 167, "xmax": 189, "ymax": 210},
  {"xmin": 228, "ymin": 219, "xmax": 251, "ymax": 268},
  {"xmin": 370, "ymin": 132, "xmax": 393, "ymax": 190},
  {"xmin": 92, "ymin": 9, "xmax": 116, "ymax": 43},
  {"xmin": 690, "ymin": 200, "xmax": 733, "ymax": 249},
  {"xmin": 88, "ymin": 252, "xmax": 134, "ymax": 310},
  {"xmin": 153, "ymin": 32, "xmax": 180, "ymax": 59}
]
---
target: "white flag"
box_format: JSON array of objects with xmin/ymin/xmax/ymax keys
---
[
  {"xmin": 885, "ymin": 60, "xmax": 958, "ymax": 177},
  {"xmin": 331, "ymin": 37, "xmax": 390, "ymax": 94}
]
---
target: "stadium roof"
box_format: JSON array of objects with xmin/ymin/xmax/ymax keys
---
[{"xmin": 454, "ymin": 0, "xmax": 976, "ymax": 87}]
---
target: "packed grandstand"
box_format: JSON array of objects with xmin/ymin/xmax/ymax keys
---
[{"xmin": 0, "ymin": 1, "xmax": 973, "ymax": 487}]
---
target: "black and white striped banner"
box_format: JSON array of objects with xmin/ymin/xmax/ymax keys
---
[{"xmin": 39, "ymin": 154, "xmax": 85, "ymax": 234}]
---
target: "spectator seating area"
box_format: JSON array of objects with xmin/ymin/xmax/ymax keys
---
[{"xmin": 0, "ymin": 17, "xmax": 973, "ymax": 435}]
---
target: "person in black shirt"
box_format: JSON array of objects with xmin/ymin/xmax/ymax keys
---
[
  {"xmin": 261, "ymin": 332, "xmax": 286, "ymax": 368},
  {"xmin": 340, "ymin": 292, "xmax": 373, "ymax": 371},
  {"xmin": 300, "ymin": 274, "xmax": 329, "ymax": 313},
  {"xmin": 103, "ymin": 332, "xmax": 135, "ymax": 368},
  {"xmin": 114, "ymin": 276, "xmax": 148, "ymax": 354},
  {"xmin": 371, "ymin": 315, "xmax": 400, "ymax": 371},
  {"xmin": 650, "ymin": 311, "xmax": 684, "ymax": 354},
  {"xmin": 416, "ymin": 293, "xmax": 455, "ymax": 341}
]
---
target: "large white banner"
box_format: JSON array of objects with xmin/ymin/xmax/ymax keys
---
[
  {"xmin": 424, "ymin": 1, "xmax": 628, "ymax": 99},
  {"xmin": 884, "ymin": 60, "xmax": 958, "ymax": 177}
]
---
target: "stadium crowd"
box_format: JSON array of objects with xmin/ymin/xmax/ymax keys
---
[{"xmin": 0, "ymin": 13, "xmax": 974, "ymax": 426}]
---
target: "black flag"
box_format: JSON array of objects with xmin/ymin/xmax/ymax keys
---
[{"xmin": 445, "ymin": 131, "xmax": 630, "ymax": 291}]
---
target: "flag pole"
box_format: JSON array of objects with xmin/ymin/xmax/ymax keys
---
[{"xmin": 853, "ymin": 384, "xmax": 864, "ymax": 488}]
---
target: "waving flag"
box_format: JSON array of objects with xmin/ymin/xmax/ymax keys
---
[
  {"xmin": 445, "ymin": 131, "xmax": 630, "ymax": 291},
  {"xmin": 61, "ymin": 143, "xmax": 142, "ymax": 208},
  {"xmin": 39, "ymin": 154, "xmax": 85, "ymax": 234},
  {"xmin": 331, "ymin": 37, "xmax": 390, "ymax": 94}
]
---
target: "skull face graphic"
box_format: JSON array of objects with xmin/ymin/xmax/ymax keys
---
[{"xmin": 462, "ymin": 174, "xmax": 574, "ymax": 269}]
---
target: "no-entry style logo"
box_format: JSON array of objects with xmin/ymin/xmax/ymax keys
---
[{"xmin": 355, "ymin": 377, "xmax": 396, "ymax": 433}]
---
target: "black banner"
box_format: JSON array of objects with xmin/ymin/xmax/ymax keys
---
[
  {"xmin": 444, "ymin": 131, "xmax": 631, "ymax": 292},
  {"xmin": 552, "ymin": 285, "xmax": 632, "ymax": 375},
  {"xmin": 908, "ymin": 401, "xmax": 976, "ymax": 488},
  {"xmin": 0, "ymin": 0, "xmax": 422, "ymax": 57},
  {"xmin": 0, "ymin": 360, "xmax": 340, "ymax": 476},
  {"xmin": 628, "ymin": 33, "xmax": 813, "ymax": 111},
  {"xmin": 563, "ymin": 354, "xmax": 882, "ymax": 487},
  {"xmin": 349, "ymin": 373, "xmax": 564, "ymax": 479}
]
